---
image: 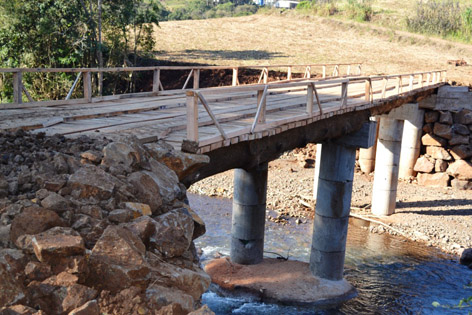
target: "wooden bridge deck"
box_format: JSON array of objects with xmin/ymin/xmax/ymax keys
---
[{"xmin": 0, "ymin": 67, "xmax": 445, "ymax": 154}]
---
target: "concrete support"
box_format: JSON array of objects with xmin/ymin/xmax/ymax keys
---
[
  {"xmin": 358, "ymin": 117, "xmax": 379, "ymax": 174},
  {"xmin": 371, "ymin": 117, "xmax": 404, "ymax": 216},
  {"xmin": 310, "ymin": 122, "xmax": 376, "ymax": 281},
  {"xmin": 399, "ymin": 104, "xmax": 424, "ymax": 179},
  {"xmin": 312, "ymin": 143, "xmax": 322, "ymax": 200},
  {"xmin": 230, "ymin": 163, "xmax": 268, "ymax": 265}
]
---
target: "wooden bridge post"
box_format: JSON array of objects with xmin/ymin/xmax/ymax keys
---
[
  {"xmin": 263, "ymin": 67, "xmax": 268, "ymax": 84},
  {"xmin": 341, "ymin": 81, "xmax": 348, "ymax": 107},
  {"xmin": 365, "ymin": 79, "xmax": 371, "ymax": 102},
  {"xmin": 287, "ymin": 66, "xmax": 292, "ymax": 80},
  {"xmin": 186, "ymin": 91, "xmax": 199, "ymax": 142},
  {"xmin": 257, "ymin": 88, "xmax": 266, "ymax": 123},
  {"xmin": 347, "ymin": 65, "xmax": 351, "ymax": 76},
  {"xmin": 306, "ymin": 83, "xmax": 314, "ymax": 114},
  {"xmin": 231, "ymin": 162, "xmax": 268, "ymax": 265},
  {"xmin": 83, "ymin": 71, "xmax": 92, "ymax": 102},
  {"xmin": 193, "ymin": 69, "xmax": 200, "ymax": 89},
  {"xmin": 152, "ymin": 69, "xmax": 161, "ymax": 94},
  {"xmin": 409, "ymin": 75, "xmax": 414, "ymax": 91},
  {"xmin": 419, "ymin": 74, "xmax": 424, "ymax": 88},
  {"xmin": 322, "ymin": 66, "xmax": 326, "ymax": 79},
  {"xmin": 13, "ymin": 71, "xmax": 22, "ymax": 104},
  {"xmin": 399, "ymin": 103, "xmax": 424, "ymax": 179},
  {"xmin": 310, "ymin": 122, "xmax": 376, "ymax": 280},
  {"xmin": 232, "ymin": 68, "xmax": 238, "ymax": 86}
]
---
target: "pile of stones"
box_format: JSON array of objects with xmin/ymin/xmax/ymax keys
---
[{"xmin": 0, "ymin": 130, "xmax": 213, "ymax": 314}]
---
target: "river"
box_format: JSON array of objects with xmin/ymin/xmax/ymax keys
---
[{"xmin": 188, "ymin": 193, "xmax": 472, "ymax": 314}]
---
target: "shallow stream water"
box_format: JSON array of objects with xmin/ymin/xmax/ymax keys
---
[{"xmin": 188, "ymin": 193, "xmax": 472, "ymax": 314}]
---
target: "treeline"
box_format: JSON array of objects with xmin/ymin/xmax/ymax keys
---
[{"xmin": 163, "ymin": 0, "xmax": 258, "ymax": 21}]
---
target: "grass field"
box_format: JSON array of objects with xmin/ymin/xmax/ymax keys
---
[{"xmin": 153, "ymin": 13, "xmax": 472, "ymax": 85}]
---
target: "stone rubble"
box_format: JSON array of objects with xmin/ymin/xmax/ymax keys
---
[{"xmin": 0, "ymin": 130, "xmax": 213, "ymax": 314}]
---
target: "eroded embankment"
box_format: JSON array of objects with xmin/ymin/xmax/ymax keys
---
[{"xmin": 0, "ymin": 130, "xmax": 213, "ymax": 314}]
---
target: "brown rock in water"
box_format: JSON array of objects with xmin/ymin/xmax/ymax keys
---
[
  {"xmin": 149, "ymin": 208, "xmax": 194, "ymax": 258},
  {"xmin": 448, "ymin": 133, "xmax": 469, "ymax": 146},
  {"xmin": 32, "ymin": 227, "xmax": 85, "ymax": 263},
  {"xmin": 417, "ymin": 173, "xmax": 450, "ymax": 187},
  {"xmin": 447, "ymin": 160, "xmax": 472, "ymax": 180},
  {"xmin": 421, "ymin": 134, "xmax": 447, "ymax": 147},
  {"xmin": 68, "ymin": 165, "xmax": 121, "ymax": 200},
  {"xmin": 413, "ymin": 156, "xmax": 435, "ymax": 173},
  {"xmin": 434, "ymin": 159, "xmax": 448, "ymax": 173},
  {"xmin": 425, "ymin": 146, "xmax": 452, "ymax": 161},
  {"xmin": 450, "ymin": 145, "xmax": 472, "ymax": 160},
  {"xmin": 439, "ymin": 111, "xmax": 453, "ymax": 125},
  {"xmin": 68, "ymin": 299, "xmax": 100, "ymax": 315},
  {"xmin": 424, "ymin": 111, "xmax": 439, "ymax": 123},
  {"xmin": 127, "ymin": 171, "xmax": 163, "ymax": 214},
  {"xmin": 433, "ymin": 123, "xmax": 453, "ymax": 140},
  {"xmin": 88, "ymin": 225, "xmax": 150, "ymax": 292},
  {"xmin": 146, "ymin": 284, "xmax": 195, "ymax": 313},
  {"xmin": 10, "ymin": 207, "xmax": 66, "ymax": 247},
  {"xmin": 0, "ymin": 263, "xmax": 25, "ymax": 307},
  {"xmin": 454, "ymin": 109, "xmax": 472, "ymax": 125},
  {"xmin": 40, "ymin": 192, "xmax": 68, "ymax": 212}
]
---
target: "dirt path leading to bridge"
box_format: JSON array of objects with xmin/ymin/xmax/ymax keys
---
[{"xmin": 189, "ymin": 146, "xmax": 472, "ymax": 258}]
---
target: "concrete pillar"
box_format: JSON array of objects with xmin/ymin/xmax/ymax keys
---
[
  {"xmin": 230, "ymin": 163, "xmax": 268, "ymax": 265},
  {"xmin": 312, "ymin": 143, "xmax": 322, "ymax": 200},
  {"xmin": 399, "ymin": 104, "xmax": 424, "ymax": 179},
  {"xmin": 371, "ymin": 117, "xmax": 404, "ymax": 216},
  {"xmin": 358, "ymin": 117, "xmax": 379, "ymax": 174},
  {"xmin": 310, "ymin": 122, "xmax": 376, "ymax": 281}
]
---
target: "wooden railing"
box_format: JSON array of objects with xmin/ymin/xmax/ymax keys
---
[
  {"xmin": 185, "ymin": 70, "xmax": 447, "ymax": 144},
  {"xmin": 0, "ymin": 63, "xmax": 361, "ymax": 106}
]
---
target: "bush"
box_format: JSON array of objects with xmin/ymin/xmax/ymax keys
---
[
  {"xmin": 345, "ymin": 0, "xmax": 373, "ymax": 22},
  {"xmin": 296, "ymin": 0, "xmax": 337, "ymax": 16}
]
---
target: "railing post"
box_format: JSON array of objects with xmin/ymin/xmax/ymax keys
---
[
  {"xmin": 83, "ymin": 71, "xmax": 92, "ymax": 102},
  {"xmin": 365, "ymin": 79, "xmax": 371, "ymax": 102},
  {"xmin": 287, "ymin": 66, "xmax": 292, "ymax": 80},
  {"xmin": 263, "ymin": 67, "xmax": 268, "ymax": 84},
  {"xmin": 341, "ymin": 81, "xmax": 348, "ymax": 107},
  {"xmin": 442, "ymin": 71, "xmax": 447, "ymax": 83},
  {"xmin": 357, "ymin": 64, "xmax": 362, "ymax": 75},
  {"xmin": 307, "ymin": 83, "xmax": 314, "ymax": 114},
  {"xmin": 409, "ymin": 75, "xmax": 414, "ymax": 91},
  {"xmin": 186, "ymin": 91, "xmax": 199, "ymax": 142},
  {"xmin": 432, "ymin": 72, "xmax": 436, "ymax": 84},
  {"xmin": 193, "ymin": 69, "xmax": 200, "ymax": 89},
  {"xmin": 347, "ymin": 65, "xmax": 351, "ymax": 76},
  {"xmin": 381, "ymin": 78, "xmax": 388, "ymax": 98},
  {"xmin": 305, "ymin": 66, "xmax": 311, "ymax": 79},
  {"xmin": 232, "ymin": 68, "xmax": 238, "ymax": 86},
  {"xmin": 322, "ymin": 66, "xmax": 326, "ymax": 79},
  {"xmin": 152, "ymin": 69, "xmax": 161, "ymax": 94},
  {"xmin": 419, "ymin": 74, "xmax": 423, "ymax": 88},
  {"xmin": 426, "ymin": 73, "xmax": 431, "ymax": 86},
  {"xmin": 333, "ymin": 65, "xmax": 339, "ymax": 77},
  {"xmin": 13, "ymin": 71, "xmax": 22, "ymax": 104},
  {"xmin": 396, "ymin": 76, "xmax": 402, "ymax": 94},
  {"xmin": 257, "ymin": 88, "xmax": 266, "ymax": 123}
]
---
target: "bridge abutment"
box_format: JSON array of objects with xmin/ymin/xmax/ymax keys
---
[
  {"xmin": 230, "ymin": 162, "xmax": 268, "ymax": 265},
  {"xmin": 310, "ymin": 122, "xmax": 377, "ymax": 280}
]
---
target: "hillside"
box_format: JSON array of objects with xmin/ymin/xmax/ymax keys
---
[{"xmin": 153, "ymin": 13, "xmax": 472, "ymax": 85}]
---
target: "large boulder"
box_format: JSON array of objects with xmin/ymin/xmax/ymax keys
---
[
  {"xmin": 450, "ymin": 145, "xmax": 472, "ymax": 160},
  {"xmin": 88, "ymin": 226, "xmax": 150, "ymax": 292},
  {"xmin": 447, "ymin": 160, "xmax": 472, "ymax": 180},
  {"xmin": 127, "ymin": 171, "xmax": 163, "ymax": 214},
  {"xmin": 31, "ymin": 227, "xmax": 85, "ymax": 263},
  {"xmin": 417, "ymin": 173, "xmax": 450, "ymax": 187},
  {"xmin": 148, "ymin": 159, "xmax": 182, "ymax": 205},
  {"xmin": 425, "ymin": 146, "xmax": 452, "ymax": 161},
  {"xmin": 433, "ymin": 123, "xmax": 453, "ymax": 139},
  {"xmin": 10, "ymin": 207, "xmax": 66, "ymax": 248},
  {"xmin": 421, "ymin": 133, "xmax": 447, "ymax": 147},
  {"xmin": 68, "ymin": 165, "xmax": 122, "ymax": 200},
  {"xmin": 413, "ymin": 156, "xmax": 434, "ymax": 173},
  {"xmin": 101, "ymin": 142, "xmax": 146, "ymax": 172},
  {"xmin": 146, "ymin": 284, "xmax": 195, "ymax": 313}
]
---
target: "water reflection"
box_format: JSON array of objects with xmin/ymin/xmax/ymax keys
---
[{"xmin": 188, "ymin": 194, "xmax": 472, "ymax": 314}]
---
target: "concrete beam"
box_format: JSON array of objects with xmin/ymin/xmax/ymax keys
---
[
  {"xmin": 382, "ymin": 102, "xmax": 420, "ymax": 121},
  {"xmin": 230, "ymin": 163, "xmax": 268, "ymax": 265},
  {"xmin": 333, "ymin": 120, "xmax": 377, "ymax": 149},
  {"xmin": 358, "ymin": 117, "xmax": 379, "ymax": 174}
]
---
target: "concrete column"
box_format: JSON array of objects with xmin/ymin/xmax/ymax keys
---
[
  {"xmin": 310, "ymin": 122, "xmax": 376, "ymax": 281},
  {"xmin": 358, "ymin": 117, "xmax": 379, "ymax": 174},
  {"xmin": 230, "ymin": 163, "xmax": 268, "ymax": 265},
  {"xmin": 399, "ymin": 104, "xmax": 424, "ymax": 179},
  {"xmin": 312, "ymin": 143, "xmax": 322, "ymax": 200},
  {"xmin": 372, "ymin": 117, "xmax": 404, "ymax": 216}
]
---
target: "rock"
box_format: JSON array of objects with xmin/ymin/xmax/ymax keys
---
[
  {"xmin": 68, "ymin": 165, "xmax": 121, "ymax": 200},
  {"xmin": 0, "ymin": 249, "xmax": 28, "ymax": 281},
  {"xmin": 149, "ymin": 159, "xmax": 181, "ymax": 205},
  {"xmin": 425, "ymin": 146, "xmax": 452, "ymax": 161},
  {"xmin": 459, "ymin": 248, "xmax": 472, "ymax": 268},
  {"xmin": 146, "ymin": 142, "xmax": 210, "ymax": 181},
  {"xmin": 123, "ymin": 216, "xmax": 156, "ymax": 245},
  {"xmin": 452, "ymin": 124, "xmax": 470, "ymax": 135},
  {"xmin": 439, "ymin": 111, "xmax": 453, "ymax": 124},
  {"xmin": 102, "ymin": 142, "xmax": 145, "ymax": 171},
  {"xmin": 146, "ymin": 284, "xmax": 194, "ymax": 313},
  {"xmin": 422, "ymin": 123, "xmax": 433, "ymax": 134},
  {"xmin": 24, "ymin": 261, "xmax": 52, "ymax": 281},
  {"xmin": 450, "ymin": 145, "xmax": 472, "ymax": 160},
  {"xmin": 413, "ymin": 156, "xmax": 434, "ymax": 173},
  {"xmin": 10, "ymin": 207, "xmax": 66, "ymax": 247},
  {"xmin": 434, "ymin": 159, "xmax": 448, "ymax": 173},
  {"xmin": 156, "ymin": 303, "xmax": 186, "ymax": 315},
  {"xmin": 80, "ymin": 151, "xmax": 102, "ymax": 164},
  {"xmin": 108, "ymin": 209, "xmax": 134, "ymax": 224},
  {"xmin": 78, "ymin": 205, "xmax": 103, "ymax": 220},
  {"xmin": 448, "ymin": 133, "xmax": 469, "ymax": 146},
  {"xmin": 40, "ymin": 192, "xmax": 68, "ymax": 212},
  {"xmin": 424, "ymin": 111, "xmax": 439, "ymax": 123},
  {"xmin": 43, "ymin": 176, "xmax": 67, "ymax": 192},
  {"xmin": 53, "ymin": 154, "xmax": 69, "ymax": 174},
  {"xmin": 68, "ymin": 299, "xmax": 99, "ymax": 315},
  {"xmin": 183, "ymin": 205, "xmax": 206, "ymax": 240},
  {"xmin": 417, "ymin": 173, "xmax": 450, "ymax": 187},
  {"xmin": 421, "ymin": 133, "xmax": 447, "ymax": 146},
  {"xmin": 188, "ymin": 305, "xmax": 215, "ymax": 315},
  {"xmin": 124, "ymin": 202, "xmax": 152, "ymax": 217},
  {"xmin": 433, "ymin": 123, "xmax": 452, "ymax": 139},
  {"xmin": 447, "ymin": 160, "xmax": 472, "ymax": 180},
  {"xmin": 150, "ymin": 208, "xmax": 194, "ymax": 258},
  {"xmin": 0, "ymin": 263, "xmax": 25, "ymax": 307},
  {"xmin": 88, "ymin": 225, "xmax": 150, "ymax": 292},
  {"xmin": 0, "ymin": 304, "xmax": 37, "ymax": 315},
  {"xmin": 32, "ymin": 227, "xmax": 85, "ymax": 263},
  {"xmin": 127, "ymin": 171, "xmax": 163, "ymax": 214},
  {"xmin": 454, "ymin": 109, "xmax": 472, "ymax": 124},
  {"xmin": 451, "ymin": 179, "xmax": 472, "ymax": 190}
]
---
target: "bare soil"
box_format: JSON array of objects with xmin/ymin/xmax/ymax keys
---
[{"xmin": 189, "ymin": 146, "xmax": 472, "ymax": 257}]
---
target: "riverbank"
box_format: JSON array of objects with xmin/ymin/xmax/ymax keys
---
[{"xmin": 189, "ymin": 145, "xmax": 472, "ymax": 257}]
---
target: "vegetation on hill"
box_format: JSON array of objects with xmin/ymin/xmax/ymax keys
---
[{"xmin": 163, "ymin": 0, "xmax": 258, "ymax": 20}]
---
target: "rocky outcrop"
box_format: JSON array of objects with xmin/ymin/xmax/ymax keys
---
[{"xmin": 0, "ymin": 131, "xmax": 211, "ymax": 314}]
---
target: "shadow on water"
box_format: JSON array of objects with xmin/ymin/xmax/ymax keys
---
[
  {"xmin": 188, "ymin": 193, "xmax": 472, "ymax": 315},
  {"xmin": 162, "ymin": 49, "xmax": 286, "ymax": 61}
]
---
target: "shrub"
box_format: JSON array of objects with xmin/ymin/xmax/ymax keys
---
[{"xmin": 345, "ymin": 0, "xmax": 373, "ymax": 22}]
